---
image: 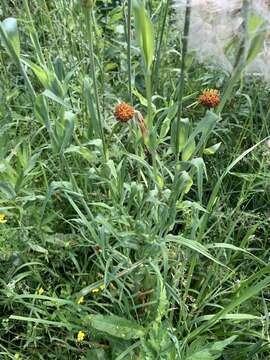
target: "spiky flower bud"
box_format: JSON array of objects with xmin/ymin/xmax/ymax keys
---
[
  {"xmin": 198, "ymin": 89, "xmax": 220, "ymax": 108},
  {"xmin": 114, "ymin": 103, "xmax": 135, "ymax": 122}
]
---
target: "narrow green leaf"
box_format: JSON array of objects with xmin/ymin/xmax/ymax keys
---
[
  {"xmin": 188, "ymin": 273, "xmax": 270, "ymax": 340},
  {"xmin": 133, "ymin": 0, "xmax": 154, "ymax": 70},
  {"xmin": 166, "ymin": 235, "xmax": 227, "ymax": 268},
  {"xmin": 29, "ymin": 243, "xmax": 48, "ymax": 255},
  {"xmin": 246, "ymin": 28, "xmax": 266, "ymax": 65},
  {"xmin": 60, "ymin": 111, "xmax": 75, "ymax": 153},
  {"xmin": 9, "ymin": 315, "xmax": 69, "ymax": 329},
  {"xmin": 203, "ymin": 142, "xmax": 221, "ymax": 155},
  {"xmin": 42, "ymin": 89, "xmax": 70, "ymax": 108},
  {"xmin": 0, "ymin": 181, "xmax": 16, "ymax": 199},
  {"xmin": 35, "ymin": 95, "xmax": 51, "ymax": 130}
]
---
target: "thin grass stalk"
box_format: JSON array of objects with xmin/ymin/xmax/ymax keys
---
[
  {"xmin": 217, "ymin": 0, "xmax": 250, "ymax": 114},
  {"xmin": 23, "ymin": 0, "xmax": 46, "ymax": 66},
  {"xmin": 41, "ymin": 0, "xmax": 57, "ymax": 44},
  {"xmin": 197, "ymin": 136, "xmax": 269, "ymax": 243},
  {"xmin": 60, "ymin": 154, "xmax": 95, "ymax": 222},
  {"xmin": 127, "ymin": 0, "xmax": 133, "ymax": 103},
  {"xmin": 153, "ymin": 0, "xmax": 170, "ymax": 93},
  {"xmin": 83, "ymin": 7, "xmax": 106, "ymax": 159},
  {"xmin": 145, "ymin": 70, "xmax": 158, "ymax": 181},
  {"xmin": 1, "ymin": 0, "xmax": 8, "ymax": 17},
  {"xmin": 0, "ymin": 51, "xmax": 8, "ymax": 81},
  {"xmin": 175, "ymin": 0, "xmax": 191, "ymax": 159},
  {"xmin": 186, "ymin": 271, "xmax": 270, "ymax": 342},
  {"xmin": 145, "ymin": 71, "xmax": 153, "ymax": 130},
  {"xmin": 84, "ymin": 8, "xmax": 100, "ymax": 116},
  {"xmin": 147, "ymin": 0, "xmax": 153, "ymax": 16}
]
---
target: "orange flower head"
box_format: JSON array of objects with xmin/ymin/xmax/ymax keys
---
[
  {"xmin": 198, "ymin": 88, "xmax": 220, "ymax": 108},
  {"xmin": 114, "ymin": 102, "xmax": 135, "ymax": 123}
]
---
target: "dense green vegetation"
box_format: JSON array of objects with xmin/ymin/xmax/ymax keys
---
[{"xmin": 0, "ymin": 0, "xmax": 269, "ymax": 359}]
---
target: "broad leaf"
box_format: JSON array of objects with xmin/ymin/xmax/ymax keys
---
[
  {"xmin": 90, "ymin": 314, "xmax": 145, "ymax": 340},
  {"xmin": 185, "ymin": 336, "xmax": 237, "ymax": 360}
]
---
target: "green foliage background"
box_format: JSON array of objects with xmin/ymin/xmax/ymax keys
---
[{"xmin": 0, "ymin": 0, "xmax": 270, "ymax": 359}]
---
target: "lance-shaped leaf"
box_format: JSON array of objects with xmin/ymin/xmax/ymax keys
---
[
  {"xmin": 133, "ymin": 0, "xmax": 154, "ymax": 71},
  {"xmin": 0, "ymin": 18, "xmax": 20, "ymax": 57},
  {"xmin": 90, "ymin": 314, "xmax": 145, "ymax": 340}
]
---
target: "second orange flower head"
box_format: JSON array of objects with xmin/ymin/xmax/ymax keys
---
[
  {"xmin": 198, "ymin": 89, "xmax": 220, "ymax": 108},
  {"xmin": 114, "ymin": 102, "xmax": 135, "ymax": 123}
]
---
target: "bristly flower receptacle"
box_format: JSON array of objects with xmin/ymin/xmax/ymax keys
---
[{"xmin": 199, "ymin": 88, "xmax": 220, "ymax": 108}]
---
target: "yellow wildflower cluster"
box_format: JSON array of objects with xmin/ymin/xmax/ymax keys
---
[
  {"xmin": 77, "ymin": 296, "xmax": 84, "ymax": 304},
  {"xmin": 37, "ymin": 287, "xmax": 45, "ymax": 295},
  {"xmin": 0, "ymin": 213, "xmax": 7, "ymax": 224},
  {"xmin": 91, "ymin": 284, "xmax": 105, "ymax": 294},
  {"xmin": 77, "ymin": 330, "xmax": 86, "ymax": 342}
]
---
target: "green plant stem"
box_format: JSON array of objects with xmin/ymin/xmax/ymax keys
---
[
  {"xmin": 84, "ymin": 9, "xmax": 101, "ymax": 122},
  {"xmin": 175, "ymin": 0, "xmax": 191, "ymax": 159},
  {"xmin": 197, "ymin": 136, "xmax": 269, "ymax": 243},
  {"xmin": 145, "ymin": 70, "xmax": 152, "ymax": 130},
  {"xmin": 145, "ymin": 69, "xmax": 158, "ymax": 179},
  {"xmin": 84, "ymin": 7, "xmax": 107, "ymax": 159},
  {"xmin": 61, "ymin": 154, "xmax": 94, "ymax": 222},
  {"xmin": 23, "ymin": 0, "xmax": 46, "ymax": 66},
  {"xmin": 2, "ymin": 0, "xmax": 8, "ymax": 17},
  {"xmin": 127, "ymin": 0, "xmax": 133, "ymax": 103},
  {"xmin": 217, "ymin": 0, "xmax": 250, "ymax": 114},
  {"xmin": 153, "ymin": 0, "xmax": 169, "ymax": 93}
]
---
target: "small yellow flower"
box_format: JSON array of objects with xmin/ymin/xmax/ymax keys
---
[
  {"xmin": 37, "ymin": 287, "xmax": 45, "ymax": 295},
  {"xmin": 77, "ymin": 296, "xmax": 84, "ymax": 304},
  {"xmin": 91, "ymin": 284, "xmax": 105, "ymax": 294},
  {"xmin": 0, "ymin": 213, "xmax": 7, "ymax": 224},
  {"xmin": 14, "ymin": 354, "xmax": 20, "ymax": 360},
  {"xmin": 77, "ymin": 330, "xmax": 86, "ymax": 342},
  {"xmin": 91, "ymin": 288, "xmax": 100, "ymax": 294}
]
